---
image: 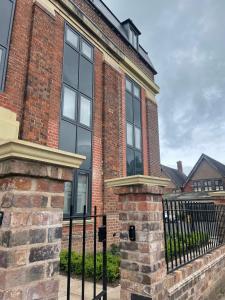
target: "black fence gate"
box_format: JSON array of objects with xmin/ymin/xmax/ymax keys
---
[{"xmin": 64, "ymin": 206, "xmax": 107, "ymax": 300}]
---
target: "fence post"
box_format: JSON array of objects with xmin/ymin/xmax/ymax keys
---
[{"xmin": 105, "ymin": 176, "xmax": 170, "ymax": 300}]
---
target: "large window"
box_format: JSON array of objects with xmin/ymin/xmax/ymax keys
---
[
  {"xmin": 126, "ymin": 77, "xmax": 143, "ymax": 176},
  {"xmin": 193, "ymin": 179, "xmax": 224, "ymax": 192},
  {"xmin": 0, "ymin": 0, "xmax": 16, "ymax": 91},
  {"xmin": 59, "ymin": 24, "xmax": 94, "ymax": 216}
]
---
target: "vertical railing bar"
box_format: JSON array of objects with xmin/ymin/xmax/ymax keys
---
[
  {"xmin": 182, "ymin": 201, "xmax": 189, "ymax": 262},
  {"xmin": 201, "ymin": 203, "xmax": 209, "ymax": 253},
  {"xmin": 82, "ymin": 205, "xmax": 87, "ymax": 300},
  {"xmin": 178, "ymin": 201, "xmax": 186, "ymax": 263},
  {"xmin": 212, "ymin": 204, "xmax": 218, "ymax": 248},
  {"xmin": 205, "ymin": 203, "xmax": 211, "ymax": 251},
  {"xmin": 198, "ymin": 202, "xmax": 206, "ymax": 255},
  {"xmin": 216, "ymin": 205, "xmax": 223, "ymax": 246},
  {"xmin": 67, "ymin": 205, "xmax": 73, "ymax": 300},
  {"xmin": 166, "ymin": 200, "xmax": 174, "ymax": 271},
  {"xmin": 162, "ymin": 200, "xmax": 169, "ymax": 272},
  {"xmin": 190, "ymin": 201, "xmax": 197, "ymax": 259},
  {"xmin": 185, "ymin": 201, "xmax": 193, "ymax": 260},
  {"xmin": 174, "ymin": 200, "xmax": 182, "ymax": 265},
  {"xmin": 193, "ymin": 202, "xmax": 200, "ymax": 257},
  {"xmin": 93, "ymin": 206, "xmax": 97, "ymax": 299},
  {"xmin": 195, "ymin": 202, "xmax": 202, "ymax": 256},
  {"xmin": 102, "ymin": 214, "xmax": 107, "ymax": 300},
  {"xmin": 171, "ymin": 200, "xmax": 178, "ymax": 267}
]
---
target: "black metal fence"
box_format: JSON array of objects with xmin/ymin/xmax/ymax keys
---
[
  {"xmin": 64, "ymin": 206, "xmax": 107, "ymax": 300},
  {"xmin": 162, "ymin": 200, "xmax": 225, "ymax": 273}
]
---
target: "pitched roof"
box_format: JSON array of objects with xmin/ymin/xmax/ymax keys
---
[
  {"xmin": 186, "ymin": 154, "xmax": 225, "ymax": 182},
  {"xmin": 161, "ymin": 165, "xmax": 187, "ymax": 188}
]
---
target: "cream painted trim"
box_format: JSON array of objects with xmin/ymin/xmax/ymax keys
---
[
  {"xmin": 34, "ymin": 0, "xmax": 56, "ymax": 16},
  {"xmin": 105, "ymin": 175, "xmax": 170, "ymax": 188},
  {"xmin": 47, "ymin": 0, "xmax": 159, "ymax": 97},
  {"xmin": 209, "ymin": 191, "xmax": 225, "ymax": 197},
  {"xmin": 0, "ymin": 139, "xmax": 85, "ymax": 169},
  {"xmin": 0, "ymin": 108, "xmax": 19, "ymax": 140}
]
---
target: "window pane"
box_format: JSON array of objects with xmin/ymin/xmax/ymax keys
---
[
  {"xmin": 126, "ymin": 79, "xmax": 132, "ymax": 92},
  {"xmin": 79, "ymin": 96, "xmax": 91, "ymax": 127},
  {"xmin": 135, "ymin": 151, "xmax": 143, "ymax": 174},
  {"xmin": 62, "ymin": 86, "xmax": 76, "ymax": 120},
  {"xmin": 79, "ymin": 56, "xmax": 93, "ymax": 98},
  {"xmin": 66, "ymin": 27, "xmax": 78, "ymax": 49},
  {"xmin": 126, "ymin": 123, "xmax": 133, "ymax": 146},
  {"xmin": 127, "ymin": 148, "xmax": 135, "ymax": 176},
  {"xmin": 76, "ymin": 174, "xmax": 88, "ymax": 214},
  {"xmin": 134, "ymin": 85, "xmax": 140, "ymax": 98},
  {"xmin": 63, "ymin": 44, "xmax": 79, "ymax": 89},
  {"xmin": 63, "ymin": 182, "xmax": 72, "ymax": 215},
  {"xmin": 0, "ymin": 0, "xmax": 13, "ymax": 46},
  {"xmin": 126, "ymin": 92, "xmax": 133, "ymax": 123},
  {"xmin": 81, "ymin": 40, "xmax": 93, "ymax": 60},
  {"xmin": 133, "ymin": 98, "xmax": 141, "ymax": 126},
  {"xmin": 59, "ymin": 120, "xmax": 76, "ymax": 153},
  {"xmin": 77, "ymin": 127, "xmax": 92, "ymax": 170},
  {"xmin": 135, "ymin": 127, "xmax": 141, "ymax": 149}
]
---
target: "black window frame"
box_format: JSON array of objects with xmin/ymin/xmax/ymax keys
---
[
  {"xmin": 0, "ymin": 0, "xmax": 16, "ymax": 92},
  {"xmin": 60, "ymin": 23, "xmax": 94, "ymax": 217},
  {"xmin": 125, "ymin": 76, "xmax": 143, "ymax": 176}
]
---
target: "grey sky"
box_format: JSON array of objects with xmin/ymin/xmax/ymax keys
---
[{"xmin": 103, "ymin": 0, "xmax": 225, "ymax": 174}]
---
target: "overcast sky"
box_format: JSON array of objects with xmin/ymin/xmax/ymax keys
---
[{"xmin": 103, "ymin": 0, "xmax": 225, "ymax": 174}]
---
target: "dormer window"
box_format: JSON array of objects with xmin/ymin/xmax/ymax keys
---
[
  {"xmin": 122, "ymin": 19, "xmax": 141, "ymax": 50},
  {"xmin": 130, "ymin": 29, "xmax": 138, "ymax": 49}
]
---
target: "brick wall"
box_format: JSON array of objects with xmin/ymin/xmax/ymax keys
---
[{"xmin": 146, "ymin": 99, "xmax": 161, "ymax": 177}]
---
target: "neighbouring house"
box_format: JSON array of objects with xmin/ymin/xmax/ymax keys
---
[
  {"xmin": 0, "ymin": 0, "xmax": 161, "ymax": 248},
  {"xmin": 161, "ymin": 161, "xmax": 187, "ymax": 193},
  {"xmin": 184, "ymin": 154, "xmax": 225, "ymax": 193}
]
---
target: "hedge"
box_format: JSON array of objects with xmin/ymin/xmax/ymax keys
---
[
  {"xmin": 60, "ymin": 247, "xmax": 120, "ymax": 283},
  {"xmin": 166, "ymin": 231, "xmax": 209, "ymax": 260}
]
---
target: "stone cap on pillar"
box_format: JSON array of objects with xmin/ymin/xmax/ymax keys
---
[{"xmin": 105, "ymin": 175, "xmax": 170, "ymax": 195}]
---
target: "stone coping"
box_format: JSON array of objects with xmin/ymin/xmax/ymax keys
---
[
  {"xmin": 0, "ymin": 139, "xmax": 86, "ymax": 169},
  {"xmin": 209, "ymin": 191, "xmax": 225, "ymax": 197},
  {"xmin": 104, "ymin": 175, "xmax": 170, "ymax": 188}
]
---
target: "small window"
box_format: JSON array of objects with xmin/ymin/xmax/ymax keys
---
[
  {"xmin": 81, "ymin": 40, "xmax": 93, "ymax": 60},
  {"xmin": 79, "ymin": 95, "xmax": 91, "ymax": 127},
  {"xmin": 134, "ymin": 127, "xmax": 141, "ymax": 150},
  {"xmin": 76, "ymin": 173, "xmax": 89, "ymax": 214},
  {"xmin": 63, "ymin": 44, "xmax": 79, "ymax": 89},
  {"xmin": 59, "ymin": 120, "xmax": 76, "ymax": 153},
  {"xmin": 77, "ymin": 127, "xmax": 92, "ymax": 170},
  {"xmin": 66, "ymin": 27, "xmax": 79, "ymax": 49},
  {"xmin": 126, "ymin": 79, "xmax": 132, "ymax": 92},
  {"xmin": 134, "ymin": 85, "xmax": 140, "ymax": 99},
  {"xmin": 126, "ymin": 122, "xmax": 133, "ymax": 146},
  {"xmin": 79, "ymin": 56, "xmax": 93, "ymax": 98},
  {"xmin": 63, "ymin": 182, "xmax": 72, "ymax": 215},
  {"xmin": 62, "ymin": 86, "xmax": 76, "ymax": 120}
]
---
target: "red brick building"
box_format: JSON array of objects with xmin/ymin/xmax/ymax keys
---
[{"xmin": 0, "ymin": 0, "xmax": 161, "ymax": 247}]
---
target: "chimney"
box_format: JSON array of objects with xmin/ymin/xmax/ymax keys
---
[{"xmin": 177, "ymin": 161, "xmax": 183, "ymax": 174}]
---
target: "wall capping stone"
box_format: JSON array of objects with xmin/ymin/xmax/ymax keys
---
[
  {"xmin": 105, "ymin": 175, "xmax": 170, "ymax": 188},
  {"xmin": 0, "ymin": 139, "xmax": 85, "ymax": 169},
  {"xmin": 209, "ymin": 191, "xmax": 225, "ymax": 197}
]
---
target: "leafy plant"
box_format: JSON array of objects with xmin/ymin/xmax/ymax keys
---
[{"xmin": 60, "ymin": 248, "xmax": 120, "ymax": 283}]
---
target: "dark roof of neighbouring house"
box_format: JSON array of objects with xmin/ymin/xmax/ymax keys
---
[
  {"xmin": 87, "ymin": 0, "xmax": 157, "ymax": 74},
  {"xmin": 161, "ymin": 165, "xmax": 187, "ymax": 188},
  {"xmin": 186, "ymin": 154, "xmax": 225, "ymax": 183}
]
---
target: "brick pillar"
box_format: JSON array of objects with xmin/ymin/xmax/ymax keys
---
[
  {"xmin": 0, "ymin": 158, "xmax": 73, "ymax": 299},
  {"xmin": 113, "ymin": 183, "xmax": 168, "ymax": 300}
]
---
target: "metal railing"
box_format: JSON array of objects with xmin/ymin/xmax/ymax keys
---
[
  {"xmin": 64, "ymin": 206, "xmax": 107, "ymax": 300},
  {"xmin": 162, "ymin": 200, "xmax": 225, "ymax": 273}
]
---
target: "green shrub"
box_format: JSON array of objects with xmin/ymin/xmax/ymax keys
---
[
  {"xmin": 166, "ymin": 231, "xmax": 209, "ymax": 261},
  {"xmin": 60, "ymin": 249, "xmax": 120, "ymax": 283}
]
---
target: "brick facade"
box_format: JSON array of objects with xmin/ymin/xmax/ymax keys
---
[{"xmin": 0, "ymin": 0, "xmax": 161, "ymax": 250}]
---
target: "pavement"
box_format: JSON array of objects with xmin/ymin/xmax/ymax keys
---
[{"xmin": 59, "ymin": 275, "xmax": 120, "ymax": 300}]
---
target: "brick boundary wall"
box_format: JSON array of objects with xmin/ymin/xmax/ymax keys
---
[{"xmin": 113, "ymin": 183, "xmax": 225, "ymax": 300}]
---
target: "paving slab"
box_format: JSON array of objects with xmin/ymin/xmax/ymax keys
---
[{"xmin": 59, "ymin": 275, "xmax": 120, "ymax": 300}]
